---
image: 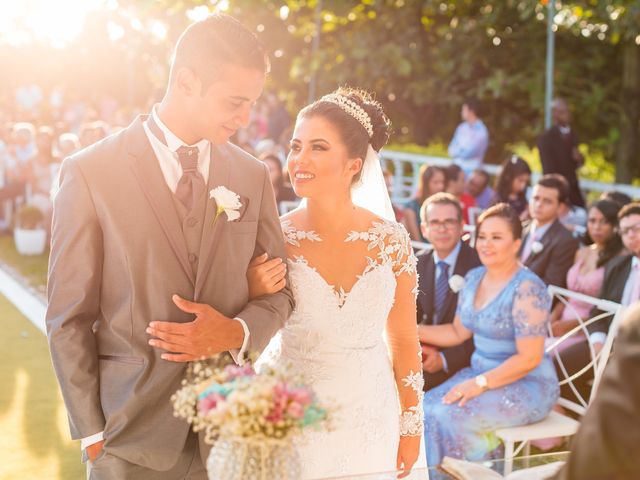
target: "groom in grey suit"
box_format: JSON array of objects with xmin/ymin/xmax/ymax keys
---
[{"xmin": 46, "ymin": 14, "xmax": 293, "ymax": 479}]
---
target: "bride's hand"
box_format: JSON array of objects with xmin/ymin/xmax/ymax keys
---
[
  {"xmin": 247, "ymin": 253, "xmax": 287, "ymax": 299},
  {"xmin": 396, "ymin": 435, "xmax": 421, "ymax": 478}
]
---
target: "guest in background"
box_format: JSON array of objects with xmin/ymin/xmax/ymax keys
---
[
  {"xmin": 448, "ymin": 99, "xmax": 489, "ymax": 177},
  {"xmin": 259, "ymin": 151, "xmax": 296, "ymax": 212},
  {"xmin": 466, "ymin": 168, "xmax": 493, "ymax": 210},
  {"xmin": 417, "ymin": 193, "xmax": 480, "ymax": 391},
  {"xmin": 491, "ymin": 154, "xmax": 531, "ymax": 221},
  {"xmin": 552, "ymin": 303, "xmax": 640, "ymax": 480},
  {"xmin": 558, "ymin": 198, "xmax": 588, "ymax": 236},
  {"xmin": 599, "ymin": 190, "xmax": 632, "ymax": 208},
  {"xmin": 383, "ymin": 169, "xmax": 405, "ymax": 222},
  {"xmin": 444, "ymin": 164, "xmax": 476, "ymax": 224},
  {"xmin": 520, "ymin": 174, "xmax": 579, "ymax": 288},
  {"xmin": 403, "ymin": 165, "xmax": 445, "ymax": 242},
  {"xmin": 555, "ymin": 203, "xmax": 640, "ymax": 406},
  {"xmin": 56, "ymin": 132, "xmax": 81, "ymax": 159},
  {"xmin": 537, "ymin": 98, "xmax": 585, "ymax": 208},
  {"xmin": 420, "ymin": 204, "xmax": 558, "ymax": 466},
  {"xmin": 550, "ymin": 199, "xmax": 624, "ymax": 337}
]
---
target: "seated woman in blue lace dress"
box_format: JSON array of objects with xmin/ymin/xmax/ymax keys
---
[{"xmin": 418, "ymin": 203, "xmax": 559, "ymax": 466}]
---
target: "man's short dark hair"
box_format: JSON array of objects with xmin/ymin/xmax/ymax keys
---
[
  {"xmin": 420, "ymin": 192, "xmax": 463, "ymax": 223},
  {"xmin": 537, "ymin": 174, "xmax": 570, "ymax": 205},
  {"xmin": 464, "ymin": 98, "xmax": 481, "ymax": 116},
  {"xmin": 169, "ymin": 13, "xmax": 269, "ymax": 90},
  {"xmin": 619, "ymin": 202, "xmax": 640, "ymax": 221}
]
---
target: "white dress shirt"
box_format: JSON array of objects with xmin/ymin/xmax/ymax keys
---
[{"xmin": 81, "ymin": 108, "xmax": 250, "ymax": 450}]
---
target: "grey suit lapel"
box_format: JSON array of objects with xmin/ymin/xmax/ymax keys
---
[
  {"xmin": 525, "ymin": 220, "xmax": 560, "ymax": 263},
  {"xmin": 127, "ymin": 116, "xmax": 195, "ymax": 286},
  {"xmin": 194, "ymin": 144, "xmax": 231, "ymax": 300}
]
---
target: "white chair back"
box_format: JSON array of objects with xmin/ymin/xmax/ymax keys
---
[{"xmin": 545, "ymin": 286, "xmax": 624, "ymax": 416}]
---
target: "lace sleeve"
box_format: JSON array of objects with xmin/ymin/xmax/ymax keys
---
[
  {"xmin": 383, "ymin": 224, "xmax": 424, "ymax": 437},
  {"xmin": 512, "ymin": 277, "xmax": 551, "ymax": 338}
]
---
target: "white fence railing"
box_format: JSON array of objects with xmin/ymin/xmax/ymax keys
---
[{"xmin": 379, "ymin": 149, "xmax": 640, "ymax": 204}]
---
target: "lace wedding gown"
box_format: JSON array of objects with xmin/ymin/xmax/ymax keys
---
[{"xmin": 258, "ymin": 219, "xmax": 429, "ymax": 479}]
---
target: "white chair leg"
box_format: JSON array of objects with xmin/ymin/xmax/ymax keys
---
[
  {"xmin": 503, "ymin": 440, "xmax": 515, "ymax": 476},
  {"xmin": 523, "ymin": 442, "xmax": 531, "ymax": 468}
]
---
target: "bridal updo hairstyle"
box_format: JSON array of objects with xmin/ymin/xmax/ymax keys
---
[{"xmin": 298, "ymin": 87, "xmax": 391, "ymax": 183}]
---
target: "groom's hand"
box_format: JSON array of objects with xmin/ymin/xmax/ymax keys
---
[{"xmin": 146, "ymin": 295, "xmax": 244, "ymax": 362}]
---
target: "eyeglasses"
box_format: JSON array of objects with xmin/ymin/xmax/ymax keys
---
[
  {"xmin": 620, "ymin": 223, "xmax": 640, "ymax": 237},
  {"xmin": 425, "ymin": 219, "xmax": 460, "ymax": 230}
]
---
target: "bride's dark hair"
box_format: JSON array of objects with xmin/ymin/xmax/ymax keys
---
[{"xmin": 298, "ymin": 87, "xmax": 391, "ymax": 181}]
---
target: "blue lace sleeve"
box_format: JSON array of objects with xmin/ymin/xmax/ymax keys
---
[{"xmin": 513, "ymin": 277, "xmax": 551, "ymax": 338}]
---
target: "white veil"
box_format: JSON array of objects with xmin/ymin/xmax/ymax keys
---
[{"xmin": 351, "ymin": 145, "xmax": 396, "ymax": 222}]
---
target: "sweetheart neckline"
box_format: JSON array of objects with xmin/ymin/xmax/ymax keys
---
[{"xmin": 288, "ymin": 257, "xmax": 393, "ymax": 309}]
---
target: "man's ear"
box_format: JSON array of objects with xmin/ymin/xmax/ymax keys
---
[{"xmin": 175, "ymin": 67, "xmax": 201, "ymax": 97}]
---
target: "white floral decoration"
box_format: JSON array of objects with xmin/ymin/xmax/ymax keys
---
[
  {"xmin": 448, "ymin": 274, "xmax": 465, "ymax": 293},
  {"xmin": 209, "ymin": 186, "xmax": 242, "ymax": 222},
  {"xmin": 281, "ymin": 220, "xmax": 322, "ymax": 247},
  {"xmin": 531, "ymin": 241, "xmax": 544, "ymax": 255}
]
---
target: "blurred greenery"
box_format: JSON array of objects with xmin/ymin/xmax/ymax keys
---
[{"xmin": 2, "ymin": 0, "xmax": 639, "ymax": 181}]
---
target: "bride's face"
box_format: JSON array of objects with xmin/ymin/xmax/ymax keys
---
[{"xmin": 287, "ymin": 115, "xmax": 362, "ymax": 199}]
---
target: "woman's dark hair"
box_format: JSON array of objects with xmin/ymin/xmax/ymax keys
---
[
  {"xmin": 444, "ymin": 164, "xmax": 463, "ymax": 186},
  {"xmin": 584, "ymin": 199, "xmax": 624, "ymax": 268},
  {"xmin": 259, "ymin": 152, "xmax": 284, "ymax": 192},
  {"xmin": 476, "ymin": 202, "xmax": 523, "ymax": 240},
  {"xmin": 298, "ymin": 87, "xmax": 391, "ymax": 183},
  {"xmin": 600, "ymin": 190, "xmax": 632, "ymax": 208},
  {"xmin": 494, "ymin": 155, "xmax": 532, "ymax": 202},
  {"xmin": 417, "ymin": 165, "xmax": 445, "ymax": 205}
]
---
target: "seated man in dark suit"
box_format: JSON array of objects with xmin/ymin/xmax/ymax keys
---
[
  {"xmin": 416, "ymin": 193, "xmax": 481, "ymax": 391},
  {"xmin": 553, "ymin": 302, "xmax": 640, "ymax": 480},
  {"xmin": 519, "ymin": 174, "xmax": 579, "ymax": 288},
  {"xmin": 556, "ymin": 203, "xmax": 640, "ymax": 403}
]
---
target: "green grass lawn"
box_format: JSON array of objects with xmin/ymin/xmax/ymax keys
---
[
  {"xmin": 0, "ymin": 234, "xmax": 49, "ymax": 292},
  {"xmin": 0, "ymin": 294, "xmax": 83, "ymax": 479}
]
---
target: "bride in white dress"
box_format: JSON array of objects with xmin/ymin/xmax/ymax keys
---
[{"xmin": 250, "ymin": 88, "xmax": 428, "ymax": 479}]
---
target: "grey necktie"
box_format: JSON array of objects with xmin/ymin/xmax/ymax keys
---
[{"xmin": 175, "ymin": 145, "xmax": 205, "ymax": 211}]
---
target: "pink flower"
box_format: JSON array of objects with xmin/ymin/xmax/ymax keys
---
[
  {"xmin": 290, "ymin": 388, "xmax": 312, "ymax": 406},
  {"xmin": 286, "ymin": 402, "xmax": 304, "ymax": 419},
  {"xmin": 198, "ymin": 393, "xmax": 224, "ymax": 415}
]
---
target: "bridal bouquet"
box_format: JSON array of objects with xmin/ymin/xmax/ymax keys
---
[{"xmin": 172, "ymin": 357, "xmax": 328, "ymax": 479}]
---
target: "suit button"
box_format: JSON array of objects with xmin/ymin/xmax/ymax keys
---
[
  {"xmin": 189, "ymin": 253, "xmax": 198, "ymax": 263},
  {"xmin": 186, "ymin": 217, "xmax": 198, "ymax": 227}
]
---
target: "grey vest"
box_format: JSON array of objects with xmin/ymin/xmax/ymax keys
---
[{"xmin": 171, "ymin": 190, "xmax": 207, "ymax": 276}]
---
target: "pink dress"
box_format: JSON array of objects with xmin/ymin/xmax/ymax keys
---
[{"xmin": 560, "ymin": 260, "xmax": 605, "ymax": 321}]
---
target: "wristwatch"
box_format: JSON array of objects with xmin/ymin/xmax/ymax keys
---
[{"xmin": 474, "ymin": 374, "xmax": 489, "ymax": 391}]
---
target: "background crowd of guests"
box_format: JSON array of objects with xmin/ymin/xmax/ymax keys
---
[{"xmin": 2, "ymin": 84, "xmax": 639, "ymax": 474}]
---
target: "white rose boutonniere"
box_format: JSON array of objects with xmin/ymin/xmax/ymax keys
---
[
  {"xmin": 531, "ymin": 241, "xmax": 544, "ymax": 255},
  {"xmin": 209, "ymin": 186, "xmax": 242, "ymax": 223},
  {"xmin": 448, "ymin": 274, "xmax": 465, "ymax": 293}
]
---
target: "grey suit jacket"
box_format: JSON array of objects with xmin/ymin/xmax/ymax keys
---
[{"xmin": 46, "ymin": 116, "xmax": 294, "ymax": 470}]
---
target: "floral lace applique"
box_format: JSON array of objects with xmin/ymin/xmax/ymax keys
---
[
  {"xmin": 399, "ymin": 370, "xmax": 425, "ymax": 436},
  {"xmin": 281, "ymin": 220, "xmax": 321, "ymax": 247},
  {"xmin": 345, "ymin": 220, "xmax": 417, "ymax": 277}
]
